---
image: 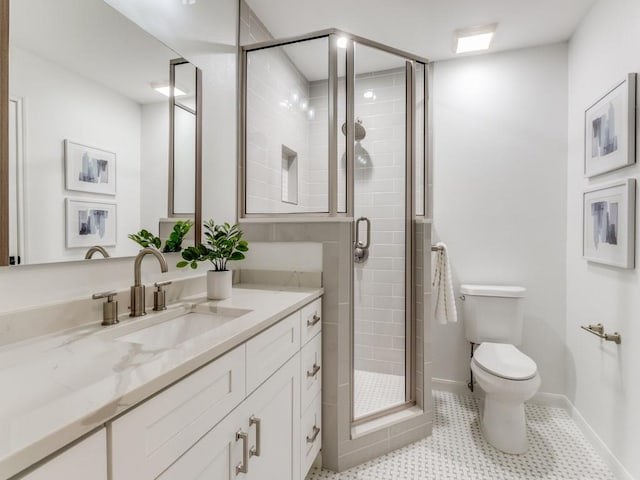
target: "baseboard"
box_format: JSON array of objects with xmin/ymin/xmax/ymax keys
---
[
  {"xmin": 432, "ymin": 378, "xmax": 472, "ymax": 397},
  {"xmin": 432, "ymin": 378, "xmax": 635, "ymax": 480},
  {"xmin": 567, "ymin": 402, "xmax": 635, "ymax": 480}
]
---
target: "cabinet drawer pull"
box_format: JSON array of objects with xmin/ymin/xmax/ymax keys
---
[
  {"xmin": 235, "ymin": 430, "xmax": 249, "ymax": 475},
  {"xmin": 306, "ymin": 363, "xmax": 321, "ymax": 378},
  {"xmin": 306, "ymin": 425, "xmax": 321, "ymax": 444},
  {"xmin": 307, "ymin": 313, "xmax": 321, "ymax": 327},
  {"xmin": 249, "ymin": 415, "xmax": 261, "ymax": 457}
]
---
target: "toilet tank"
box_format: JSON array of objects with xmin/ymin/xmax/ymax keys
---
[{"xmin": 460, "ymin": 284, "xmax": 526, "ymax": 345}]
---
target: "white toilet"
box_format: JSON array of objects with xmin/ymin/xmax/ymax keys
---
[{"xmin": 460, "ymin": 284, "xmax": 541, "ymax": 454}]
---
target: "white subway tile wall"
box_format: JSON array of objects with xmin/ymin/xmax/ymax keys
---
[
  {"xmin": 353, "ymin": 68, "xmax": 407, "ymax": 381},
  {"xmin": 243, "ymin": 0, "xmax": 332, "ymax": 216}
]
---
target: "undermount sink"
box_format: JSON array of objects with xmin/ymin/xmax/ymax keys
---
[{"xmin": 116, "ymin": 305, "xmax": 252, "ymax": 349}]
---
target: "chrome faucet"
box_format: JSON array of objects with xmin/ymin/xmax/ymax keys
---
[
  {"xmin": 130, "ymin": 248, "xmax": 168, "ymax": 317},
  {"xmin": 85, "ymin": 245, "xmax": 110, "ymax": 259}
]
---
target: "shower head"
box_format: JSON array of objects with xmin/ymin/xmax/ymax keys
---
[{"xmin": 341, "ymin": 118, "xmax": 366, "ymax": 141}]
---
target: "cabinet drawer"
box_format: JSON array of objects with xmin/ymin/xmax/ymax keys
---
[
  {"xmin": 300, "ymin": 298, "xmax": 322, "ymax": 346},
  {"xmin": 301, "ymin": 392, "xmax": 322, "ymax": 479},
  {"xmin": 246, "ymin": 312, "xmax": 300, "ymax": 393},
  {"xmin": 19, "ymin": 430, "xmax": 106, "ymax": 480},
  {"xmin": 300, "ymin": 332, "xmax": 322, "ymax": 413},
  {"xmin": 110, "ymin": 346, "xmax": 246, "ymax": 480}
]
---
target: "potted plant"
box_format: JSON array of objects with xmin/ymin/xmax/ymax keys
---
[
  {"xmin": 177, "ymin": 220, "xmax": 249, "ymax": 300},
  {"xmin": 128, "ymin": 220, "xmax": 193, "ymax": 253}
]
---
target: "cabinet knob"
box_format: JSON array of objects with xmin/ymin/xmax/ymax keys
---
[
  {"xmin": 306, "ymin": 363, "xmax": 321, "ymax": 378},
  {"xmin": 306, "ymin": 425, "xmax": 321, "ymax": 444},
  {"xmin": 307, "ymin": 313, "xmax": 321, "ymax": 327}
]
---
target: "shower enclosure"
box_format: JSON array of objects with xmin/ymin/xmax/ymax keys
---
[{"xmin": 240, "ymin": 29, "xmax": 428, "ymax": 428}]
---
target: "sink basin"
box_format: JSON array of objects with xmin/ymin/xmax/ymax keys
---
[{"xmin": 116, "ymin": 306, "xmax": 252, "ymax": 349}]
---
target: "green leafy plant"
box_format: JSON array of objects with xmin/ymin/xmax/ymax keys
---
[
  {"xmin": 128, "ymin": 229, "xmax": 161, "ymax": 250},
  {"xmin": 163, "ymin": 220, "xmax": 193, "ymax": 253},
  {"xmin": 128, "ymin": 220, "xmax": 193, "ymax": 253},
  {"xmin": 177, "ymin": 220, "xmax": 249, "ymax": 271}
]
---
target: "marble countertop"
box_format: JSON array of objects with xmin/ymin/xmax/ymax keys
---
[{"xmin": 0, "ymin": 285, "xmax": 322, "ymax": 479}]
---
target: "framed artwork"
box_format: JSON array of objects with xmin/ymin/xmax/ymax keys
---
[
  {"xmin": 584, "ymin": 73, "xmax": 636, "ymax": 178},
  {"xmin": 65, "ymin": 140, "xmax": 116, "ymax": 195},
  {"xmin": 65, "ymin": 199, "xmax": 117, "ymax": 248},
  {"xmin": 583, "ymin": 178, "xmax": 635, "ymax": 269}
]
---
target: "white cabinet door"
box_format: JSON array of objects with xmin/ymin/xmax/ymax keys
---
[
  {"xmin": 246, "ymin": 312, "xmax": 300, "ymax": 394},
  {"xmin": 20, "ymin": 429, "xmax": 106, "ymax": 480},
  {"xmin": 110, "ymin": 346, "xmax": 246, "ymax": 480},
  {"xmin": 160, "ymin": 353, "xmax": 301, "ymax": 480},
  {"xmin": 245, "ymin": 354, "xmax": 301, "ymax": 480},
  {"xmin": 157, "ymin": 406, "xmax": 248, "ymax": 480}
]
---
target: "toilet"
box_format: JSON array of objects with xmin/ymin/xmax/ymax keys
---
[{"xmin": 460, "ymin": 284, "xmax": 541, "ymax": 454}]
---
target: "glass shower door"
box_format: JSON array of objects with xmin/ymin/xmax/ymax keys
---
[{"xmin": 352, "ymin": 43, "xmax": 409, "ymax": 420}]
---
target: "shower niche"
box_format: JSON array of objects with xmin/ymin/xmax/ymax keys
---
[
  {"xmin": 281, "ymin": 145, "xmax": 298, "ymax": 205},
  {"xmin": 240, "ymin": 28, "xmax": 430, "ymax": 470}
]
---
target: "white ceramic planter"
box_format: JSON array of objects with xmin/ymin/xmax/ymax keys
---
[{"xmin": 206, "ymin": 270, "xmax": 232, "ymax": 300}]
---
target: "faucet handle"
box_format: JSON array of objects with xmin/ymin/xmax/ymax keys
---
[
  {"xmin": 153, "ymin": 281, "xmax": 172, "ymax": 311},
  {"xmin": 92, "ymin": 290, "xmax": 116, "ymax": 301},
  {"xmin": 92, "ymin": 291, "xmax": 119, "ymax": 326}
]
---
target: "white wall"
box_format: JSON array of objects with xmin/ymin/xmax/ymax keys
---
[
  {"xmin": 567, "ymin": 0, "xmax": 640, "ymax": 477},
  {"xmin": 9, "ymin": 46, "xmax": 142, "ymax": 263},
  {"xmin": 140, "ymin": 102, "xmax": 169, "ymax": 233},
  {"xmin": 432, "ymin": 43, "xmax": 568, "ymax": 394}
]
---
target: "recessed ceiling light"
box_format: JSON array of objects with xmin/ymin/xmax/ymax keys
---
[
  {"xmin": 151, "ymin": 82, "xmax": 187, "ymax": 97},
  {"xmin": 337, "ymin": 37, "xmax": 348, "ymax": 49},
  {"xmin": 181, "ymin": 0, "xmax": 196, "ymax": 5},
  {"xmin": 454, "ymin": 24, "xmax": 497, "ymax": 54}
]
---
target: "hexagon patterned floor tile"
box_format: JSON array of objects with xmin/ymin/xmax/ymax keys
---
[{"xmin": 307, "ymin": 390, "xmax": 617, "ymax": 480}]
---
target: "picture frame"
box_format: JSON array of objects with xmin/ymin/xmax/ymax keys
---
[
  {"xmin": 584, "ymin": 73, "xmax": 636, "ymax": 178},
  {"xmin": 64, "ymin": 140, "xmax": 117, "ymax": 195},
  {"xmin": 65, "ymin": 199, "xmax": 117, "ymax": 248},
  {"xmin": 583, "ymin": 178, "xmax": 635, "ymax": 269}
]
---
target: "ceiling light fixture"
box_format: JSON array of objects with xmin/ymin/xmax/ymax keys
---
[
  {"xmin": 454, "ymin": 24, "xmax": 497, "ymax": 54},
  {"xmin": 151, "ymin": 82, "xmax": 187, "ymax": 97}
]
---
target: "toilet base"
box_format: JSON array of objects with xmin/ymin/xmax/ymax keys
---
[{"xmin": 480, "ymin": 396, "xmax": 528, "ymax": 454}]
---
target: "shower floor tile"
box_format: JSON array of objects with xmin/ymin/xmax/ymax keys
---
[
  {"xmin": 307, "ymin": 390, "xmax": 617, "ymax": 480},
  {"xmin": 354, "ymin": 369, "xmax": 405, "ymax": 418}
]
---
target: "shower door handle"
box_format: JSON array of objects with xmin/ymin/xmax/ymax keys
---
[{"xmin": 354, "ymin": 217, "xmax": 371, "ymax": 263}]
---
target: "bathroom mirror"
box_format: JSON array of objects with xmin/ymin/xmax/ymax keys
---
[{"xmin": 4, "ymin": 0, "xmax": 202, "ymax": 266}]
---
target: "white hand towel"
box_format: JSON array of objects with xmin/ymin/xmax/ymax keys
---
[{"xmin": 432, "ymin": 242, "xmax": 457, "ymax": 325}]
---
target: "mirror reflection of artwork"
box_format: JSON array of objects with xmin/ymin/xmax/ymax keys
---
[
  {"xmin": 65, "ymin": 140, "xmax": 116, "ymax": 195},
  {"xmin": 591, "ymin": 102, "xmax": 618, "ymax": 158},
  {"xmin": 78, "ymin": 208, "xmax": 109, "ymax": 238},
  {"xmin": 79, "ymin": 153, "xmax": 109, "ymax": 184},
  {"xmin": 584, "ymin": 73, "xmax": 636, "ymax": 177},
  {"xmin": 66, "ymin": 199, "xmax": 117, "ymax": 248}
]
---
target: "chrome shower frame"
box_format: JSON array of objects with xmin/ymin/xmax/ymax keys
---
[{"xmin": 238, "ymin": 28, "xmax": 430, "ymax": 427}]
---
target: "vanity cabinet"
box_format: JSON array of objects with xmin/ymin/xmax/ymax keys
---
[
  {"xmin": 156, "ymin": 355, "xmax": 299, "ymax": 480},
  {"xmin": 18, "ymin": 430, "xmax": 106, "ymax": 480},
  {"xmin": 109, "ymin": 296, "xmax": 322, "ymax": 480}
]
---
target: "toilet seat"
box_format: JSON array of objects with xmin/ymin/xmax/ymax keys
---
[{"xmin": 474, "ymin": 342, "xmax": 537, "ymax": 381}]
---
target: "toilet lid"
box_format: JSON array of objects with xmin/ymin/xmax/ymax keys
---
[{"xmin": 473, "ymin": 343, "xmax": 537, "ymax": 380}]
